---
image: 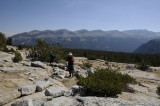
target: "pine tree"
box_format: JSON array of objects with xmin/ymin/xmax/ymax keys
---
[
  {"xmin": 0, "ymin": 32, "xmax": 6, "ymax": 51},
  {"xmin": 6, "ymin": 37, "xmax": 13, "ymax": 46}
]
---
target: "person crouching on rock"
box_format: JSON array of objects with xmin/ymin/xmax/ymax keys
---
[{"xmin": 66, "ymin": 52, "xmax": 74, "ymax": 77}]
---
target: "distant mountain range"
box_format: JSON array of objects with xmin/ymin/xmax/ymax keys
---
[
  {"xmin": 11, "ymin": 29, "xmax": 160, "ymax": 53},
  {"xmin": 134, "ymin": 38, "xmax": 160, "ymax": 54}
]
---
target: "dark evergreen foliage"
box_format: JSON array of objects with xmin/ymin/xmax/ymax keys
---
[
  {"xmin": 63, "ymin": 48, "xmax": 160, "ymax": 67},
  {"xmin": 12, "ymin": 52, "xmax": 23, "ymax": 62},
  {"xmin": 137, "ymin": 62, "xmax": 149, "ymax": 71},
  {"xmin": 83, "ymin": 62, "xmax": 92, "ymax": 68},
  {"xmin": 6, "ymin": 37, "xmax": 13, "ymax": 45},
  {"xmin": 3, "ymin": 47, "xmax": 15, "ymax": 53},
  {"xmin": 157, "ymin": 85, "xmax": 160, "ymax": 93},
  {"xmin": 0, "ymin": 32, "xmax": 6, "ymax": 51},
  {"xmin": 77, "ymin": 68, "xmax": 136, "ymax": 97},
  {"xmin": 18, "ymin": 44, "xmax": 23, "ymax": 50}
]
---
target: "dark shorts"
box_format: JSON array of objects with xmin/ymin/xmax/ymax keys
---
[{"xmin": 68, "ymin": 65, "xmax": 74, "ymax": 73}]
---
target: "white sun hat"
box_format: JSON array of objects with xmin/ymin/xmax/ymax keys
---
[{"xmin": 68, "ymin": 52, "xmax": 73, "ymax": 56}]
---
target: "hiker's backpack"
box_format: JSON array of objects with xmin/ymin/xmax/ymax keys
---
[
  {"xmin": 50, "ymin": 53, "xmax": 55, "ymax": 59},
  {"xmin": 35, "ymin": 52, "xmax": 38, "ymax": 57},
  {"xmin": 68, "ymin": 56, "xmax": 73, "ymax": 66}
]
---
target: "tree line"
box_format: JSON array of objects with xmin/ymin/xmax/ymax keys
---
[{"xmin": 63, "ymin": 48, "xmax": 160, "ymax": 67}]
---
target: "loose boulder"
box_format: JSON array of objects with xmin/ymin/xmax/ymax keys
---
[
  {"xmin": 51, "ymin": 63, "xmax": 66, "ymax": 70},
  {"xmin": 31, "ymin": 61, "xmax": 46, "ymax": 69},
  {"xmin": 34, "ymin": 78, "xmax": 54, "ymax": 92},
  {"xmin": 64, "ymin": 85, "xmax": 81, "ymax": 96},
  {"xmin": 45, "ymin": 86, "xmax": 67, "ymax": 97},
  {"xmin": 18, "ymin": 85, "xmax": 36, "ymax": 96},
  {"xmin": 0, "ymin": 91, "xmax": 21, "ymax": 106},
  {"xmin": 126, "ymin": 64, "xmax": 135, "ymax": 69},
  {"xmin": 147, "ymin": 67, "xmax": 160, "ymax": 72},
  {"xmin": 87, "ymin": 67, "xmax": 96, "ymax": 75},
  {"xmin": 44, "ymin": 96, "xmax": 80, "ymax": 106},
  {"xmin": 11, "ymin": 99, "xmax": 33, "ymax": 106},
  {"xmin": 52, "ymin": 67, "xmax": 68, "ymax": 78}
]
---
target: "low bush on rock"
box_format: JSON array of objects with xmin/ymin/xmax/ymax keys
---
[
  {"xmin": 137, "ymin": 62, "xmax": 149, "ymax": 71},
  {"xmin": 157, "ymin": 85, "xmax": 160, "ymax": 94},
  {"xmin": 12, "ymin": 52, "xmax": 23, "ymax": 62},
  {"xmin": 3, "ymin": 47, "xmax": 15, "ymax": 53},
  {"xmin": 77, "ymin": 68, "xmax": 136, "ymax": 97},
  {"xmin": 0, "ymin": 32, "xmax": 6, "ymax": 51},
  {"xmin": 87, "ymin": 55, "xmax": 97, "ymax": 60},
  {"xmin": 83, "ymin": 62, "xmax": 92, "ymax": 68}
]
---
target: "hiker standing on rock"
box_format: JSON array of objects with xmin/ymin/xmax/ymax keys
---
[
  {"xmin": 50, "ymin": 51, "xmax": 55, "ymax": 64},
  {"xmin": 66, "ymin": 52, "xmax": 74, "ymax": 77},
  {"xmin": 34, "ymin": 51, "xmax": 39, "ymax": 61}
]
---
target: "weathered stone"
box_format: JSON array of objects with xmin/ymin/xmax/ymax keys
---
[
  {"xmin": 52, "ymin": 67, "xmax": 68, "ymax": 78},
  {"xmin": 11, "ymin": 99, "xmax": 33, "ymax": 106},
  {"xmin": 0, "ymin": 91, "xmax": 21, "ymax": 106},
  {"xmin": 34, "ymin": 78, "xmax": 54, "ymax": 92},
  {"xmin": 55, "ymin": 74, "xmax": 65, "ymax": 79},
  {"xmin": 51, "ymin": 63, "xmax": 66, "ymax": 69},
  {"xmin": 45, "ymin": 86, "xmax": 67, "ymax": 97},
  {"xmin": 22, "ymin": 61, "xmax": 31, "ymax": 66},
  {"xmin": 28, "ymin": 77, "xmax": 34, "ymax": 81},
  {"xmin": 35, "ymin": 81, "xmax": 50, "ymax": 92},
  {"xmin": 57, "ymin": 63, "xmax": 66, "ymax": 69},
  {"xmin": 64, "ymin": 89, "xmax": 72, "ymax": 97},
  {"xmin": 32, "ymin": 101, "xmax": 44, "ymax": 106},
  {"xmin": 31, "ymin": 61, "xmax": 46, "ymax": 69},
  {"xmin": 87, "ymin": 67, "xmax": 96, "ymax": 75},
  {"xmin": 44, "ymin": 96, "xmax": 81, "ymax": 106},
  {"xmin": 76, "ymin": 96, "xmax": 157, "ymax": 106},
  {"xmin": 64, "ymin": 85, "xmax": 81, "ymax": 96},
  {"xmin": 147, "ymin": 67, "xmax": 160, "ymax": 72},
  {"xmin": 126, "ymin": 64, "xmax": 135, "ymax": 69},
  {"xmin": 74, "ymin": 69, "xmax": 87, "ymax": 78},
  {"xmin": 32, "ymin": 96, "xmax": 53, "ymax": 106},
  {"xmin": 53, "ymin": 67, "xmax": 67, "ymax": 74},
  {"xmin": 18, "ymin": 85, "xmax": 36, "ymax": 96},
  {"xmin": 71, "ymin": 85, "xmax": 80, "ymax": 95},
  {"xmin": 0, "ymin": 51, "xmax": 14, "ymax": 62},
  {"xmin": 96, "ymin": 59, "xmax": 105, "ymax": 62}
]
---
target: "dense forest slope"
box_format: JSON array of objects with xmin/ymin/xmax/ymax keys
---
[{"xmin": 135, "ymin": 38, "xmax": 160, "ymax": 54}]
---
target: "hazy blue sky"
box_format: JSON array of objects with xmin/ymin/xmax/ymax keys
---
[{"xmin": 0, "ymin": 0, "xmax": 160, "ymax": 36}]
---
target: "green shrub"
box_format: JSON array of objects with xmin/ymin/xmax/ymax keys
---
[
  {"xmin": 9, "ymin": 48, "xmax": 15, "ymax": 52},
  {"xmin": 83, "ymin": 62, "xmax": 92, "ymax": 68},
  {"xmin": 6, "ymin": 37, "xmax": 13, "ymax": 46},
  {"xmin": 157, "ymin": 85, "xmax": 160, "ymax": 94},
  {"xmin": 77, "ymin": 68, "xmax": 136, "ymax": 97},
  {"xmin": 137, "ymin": 62, "xmax": 149, "ymax": 71},
  {"xmin": 12, "ymin": 52, "xmax": 23, "ymax": 62},
  {"xmin": 18, "ymin": 44, "xmax": 23, "ymax": 50},
  {"xmin": 3, "ymin": 47, "xmax": 15, "ymax": 53},
  {"xmin": 0, "ymin": 32, "xmax": 6, "ymax": 51},
  {"xmin": 105, "ymin": 61, "xmax": 109, "ymax": 65},
  {"xmin": 87, "ymin": 55, "xmax": 97, "ymax": 60}
]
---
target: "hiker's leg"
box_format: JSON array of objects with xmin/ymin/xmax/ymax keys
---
[
  {"xmin": 71, "ymin": 70, "xmax": 73, "ymax": 77},
  {"xmin": 71, "ymin": 72, "xmax": 73, "ymax": 77},
  {"xmin": 50, "ymin": 58, "xmax": 52, "ymax": 64},
  {"xmin": 69, "ymin": 70, "xmax": 71, "ymax": 77}
]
